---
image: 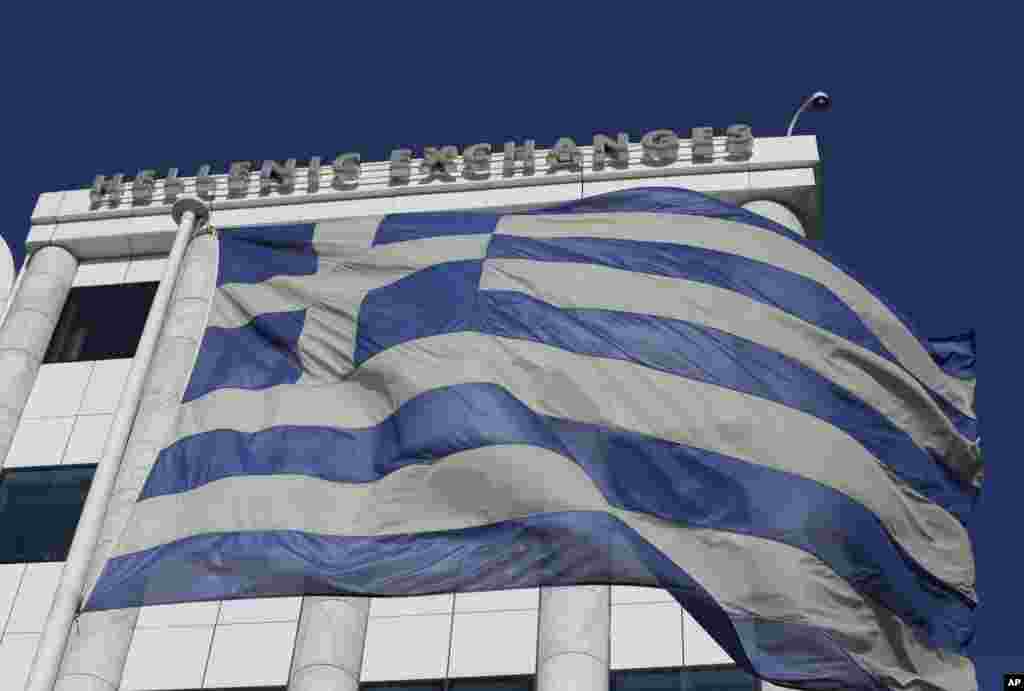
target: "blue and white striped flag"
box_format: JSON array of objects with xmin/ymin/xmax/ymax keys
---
[{"xmin": 85, "ymin": 187, "xmax": 980, "ymax": 690}]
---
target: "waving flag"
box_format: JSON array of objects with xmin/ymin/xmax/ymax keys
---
[{"xmin": 84, "ymin": 187, "xmax": 980, "ymax": 690}]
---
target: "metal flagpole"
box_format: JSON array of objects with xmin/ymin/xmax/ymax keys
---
[{"xmin": 26, "ymin": 198, "xmax": 210, "ymax": 691}]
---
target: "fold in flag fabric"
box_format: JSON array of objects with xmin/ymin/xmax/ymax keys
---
[{"xmin": 84, "ymin": 187, "xmax": 981, "ymax": 691}]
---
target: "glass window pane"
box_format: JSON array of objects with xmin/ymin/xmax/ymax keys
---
[
  {"xmin": 0, "ymin": 465, "xmax": 96, "ymax": 563},
  {"xmin": 611, "ymin": 667, "xmax": 759, "ymax": 691},
  {"xmin": 44, "ymin": 282, "xmax": 159, "ymax": 363},
  {"xmin": 362, "ymin": 683, "xmax": 444, "ymax": 691},
  {"xmin": 450, "ymin": 677, "xmax": 533, "ymax": 691},
  {"xmin": 681, "ymin": 666, "xmax": 759, "ymax": 691},
  {"xmin": 611, "ymin": 668, "xmax": 685, "ymax": 691}
]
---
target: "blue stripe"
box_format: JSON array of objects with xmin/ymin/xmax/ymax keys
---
[
  {"xmin": 487, "ymin": 234, "xmax": 893, "ymax": 363},
  {"xmin": 373, "ymin": 211, "xmax": 499, "ymax": 246},
  {"xmin": 354, "ymin": 260, "xmax": 483, "ymax": 367},
  {"xmin": 142, "ymin": 383, "xmax": 972, "ymax": 651},
  {"xmin": 515, "ymin": 187, "xmax": 977, "ymax": 396},
  {"xmin": 84, "ymin": 511, "xmax": 884, "ymax": 689},
  {"xmin": 218, "ymin": 224, "xmax": 316, "ymax": 286},
  {"xmin": 182, "ymin": 310, "xmax": 306, "ymax": 403},
  {"xmin": 480, "ymin": 291, "xmax": 977, "ymax": 519},
  {"xmin": 927, "ymin": 331, "xmax": 977, "ymax": 380}
]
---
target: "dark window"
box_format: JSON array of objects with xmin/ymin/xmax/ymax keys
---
[
  {"xmin": 0, "ymin": 464, "xmax": 97, "ymax": 564},
  {"xmin": 44, "ymin": 282, "xmax": 159, "ymax": 363},
  {"xmin": 449, "ymin": 678, "xmax": 533, "ymax": 691},
  {"xmin": 611, "ymin": 666, "xmax": 760, "ymax": 691},
  {"xmin": 363, "ymin": 684, "xmax": 442, "ymax": 691},
  {"xmin": 363, "ymin": 677, "xmax": 533, "ymax": 691}
]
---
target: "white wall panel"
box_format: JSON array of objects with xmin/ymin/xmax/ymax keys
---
[
  {"xmin": 387, "ymin": 185, "xmax": 578, "ymax": 214},
  {"xmin": 611, "ymin": 586, "xmax": 675, "ymax": 605},
  {"xmin": 0, "ymin": 633, "xmax": 39, "ymax": 691},
  {"xmin": 4, "ymin": 416, "xmax": 74, "ymax": 468},
  {"xmin": 125, "ymin": 256, "xmax": 168, "ymax": 284},
  {"xmin": 31, "ymin": 192, "xmax": 65, "ymax": 222},
  {"xmin": 21, "ymin": 362, "xmax": 93, "ymax": 419},
  {"xmin": 749, "ymin": 167, "xmax": 816, "ymax": 189},
  {"xmin": 454, "ymin": 588, "xmax": 538, "ymax": 613},
  {"xmin": 52, "ymin": 214, "xmax": 177, "ymax": 261},
  {"xmin": 361, "ymin": 614, "xmax": 452, "ymax": 681},
  {"xmin": 218, "ymin": 596, "xmax": 301, "ymax": 625},
  {"xmin": 213, "ymin": 195, "xmax": 399, "ymax": 230},
  {"xmin": 449, "ymin": 609, "xmax": 538, "ymax": 678},
  {"xmin": 62, "ymin": 414, "xmax": 114, "ymax": 465},
  {"xmin": 203, "ymin": 621, "xmax": 298, "ymax": 688},
  {"xmin": 582, "ymin": 172, "xmax": 750, "ymax": 197},
  {"xmin": 682, "ymin": 610, "xmax": 734, "ymax": 666},
  {"xmin": 121, "ymin": 626, "xmax": 214, "ymax": 690},
  {"xmin": 72, "ymin": 259, "xmax": 130, "ymax": 287},
  {"xmin": 135, "ymin": 601, "xmax": 221, "ymax": 629},
  {"xmin": 5, "ymin": 562, "xmax": 64, "ymax": 634},
  {"xmin": 610, "ymin": 602, "xmax": 683, "ymax": 670},
  {"xmin": 78, "ymin": 358, "xmax": 133, "ymax": 415},
  {"xmin": 0, "ymin": 563, "xmax": 27, "ymax": 635},
  {"xmin": 25, "ymin": 223, "xmax": 57, "ymax": 248},
  {"xmin": 369, "ymin": 593, "xmax": 453, "ymax": 618}
]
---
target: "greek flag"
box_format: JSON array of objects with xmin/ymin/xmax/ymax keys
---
[{"xmin": 85, "ymin": 188, "xmax": 980, "ymax": 690}]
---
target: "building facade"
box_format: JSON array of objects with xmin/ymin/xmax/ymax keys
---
[{"xmin": 0, "ymin": 132, "xmax": 821, "ymax": 691}]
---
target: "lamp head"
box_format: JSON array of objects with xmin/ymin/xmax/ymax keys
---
[{"xmin": 809, "ymin": 91, "xmax": 831, "ymax": 111}]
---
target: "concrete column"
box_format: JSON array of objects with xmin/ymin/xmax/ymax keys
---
[
  {"xmin": 536, "ymin": 585, "xmax": 610, "ymax": 691},
  {"xmin": 741, "ymin": 200, "xmax": 806, "ymax": 237},
  {"xmin": 0, "ymin": 245, "xmax": 77, "ymax": 469},
  {"xmin": 48, "ymin": 231, "xmax": 217, "ymax": 691},
  {"xmin": 288, "ymin": 596, "xmax": 371, "ymax": 691}
]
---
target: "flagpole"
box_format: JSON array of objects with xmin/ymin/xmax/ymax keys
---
[{"xmin": 26, "ymin": 198, "xmax": 210, "ymax": 691}]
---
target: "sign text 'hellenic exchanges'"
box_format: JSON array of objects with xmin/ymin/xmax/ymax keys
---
[{"xmin": 89, "ymin": 126, "xmax": 754, "ymax": 207}]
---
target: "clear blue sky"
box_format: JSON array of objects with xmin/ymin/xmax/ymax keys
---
[{"xmin": 2, "ymin": 3, "xmax": 1017, "ymax": 687}]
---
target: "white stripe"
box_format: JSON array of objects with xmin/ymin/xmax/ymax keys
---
[
  {"xmin": 312, "ymin": 216, "xmax": 385, "ymax": 258},
  {"xmin": 171, "ymin": 332, "xmax": 973, "ymax": 594},
  {"xmin": 115, "ymin": 444, "xmax": 974, "ymax": 691},
  {"xmin": 498, "ymin": 212, "xmax": 976, "ymax": 420},
  {"xmin": 482, "ymin": 258, "xmax": 980, "ymax": 488}
]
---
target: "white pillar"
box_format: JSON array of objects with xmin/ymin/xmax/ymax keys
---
[
  {"xmin": 536, "ymin": 585, "xmax": 610, "ymax": 691},
  {"xmin": 27, "ymin": 199, "xmax": 212, "ymax": 691},
  {"xmin": 288, "ymin": 596, "xmax": 370, "ymax": 691},
  {"xmin": 0, "ymin": 245, "xmax": 78, "ymax": 469},
  {"xmin": 741, "ymin": 200, "xmax": 805, "ymax": 237}
]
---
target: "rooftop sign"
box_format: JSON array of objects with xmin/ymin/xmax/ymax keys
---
[{"xmin": 89, "ymin": 126, "xmax": 754, "ymax": 208}]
